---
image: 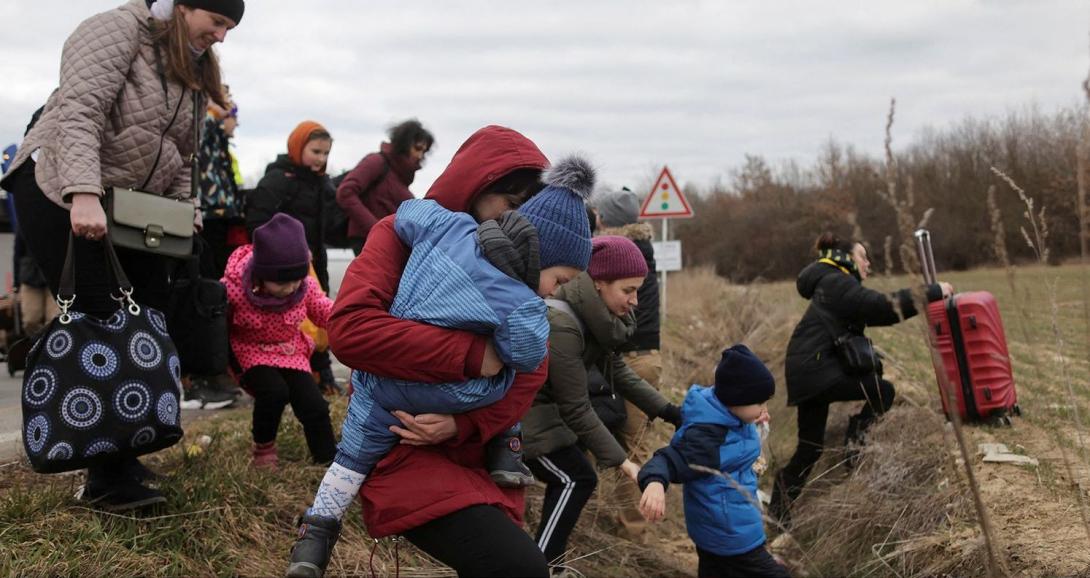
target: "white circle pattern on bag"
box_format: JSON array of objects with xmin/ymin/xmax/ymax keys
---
[
  {"xmin": 147, "ymin": 309, "xmax": 169, "ymax": 337},
  {"xmin": 46, "ymin": 330, "xmax": 74, "ymax": 359},
  {"xmin": 24, "ymin": 367, "xmax": 58, "ymax": 407},
  {"xmin": 157, "ymin": 391, "xmax": 179, "ymax": 426},
  {"xmin": 61, "ymin": 387, "xmax": 103, "ymax": 430},
  {"xmin": 113, "ymin": 381, "xmax": 152, "ymax": 422},
  {"xmin": 25, "ymin": 414, "xmax": 50, "ymax": 454},
  {"xmin": 128, "ymin": 331, "xmax": 163, "ymax": 370},
  {"xmin": 79, "ymin": 342, "xmax": 120, "ymax": 380},
  {"xmin": 131, "ymin": 426, "xmax": 156, "ymax": 447},
  {"xmin": 101, "ymin": 310, "xmax": 128, "ymax": 333},
  {"xmin": 168, "ymin": 355, "xmax": 181, "ymax": 388},
  {"xmin": 83, "ymin": 438, "xmax": 119, "ymax": 458},
  {"xmin": 46, "ymin": 442, "xmax": 73, "ymax": 461}
]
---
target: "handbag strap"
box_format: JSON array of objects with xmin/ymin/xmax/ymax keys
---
[
  {"xmin": 192, "ymin": 90, "xmax": 201, "ymax": 201},
  {"xmin": 809, "ymin": 296, "xmax": 851, "ymax": 344},
  {"xmin": 57, "ymin": 233, "xmax": 140, "ymax": 323}
]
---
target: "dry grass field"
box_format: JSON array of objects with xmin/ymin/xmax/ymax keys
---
[{"xmin": 0, "ymin": 264, "xmax": 1088, "ymax": 577}]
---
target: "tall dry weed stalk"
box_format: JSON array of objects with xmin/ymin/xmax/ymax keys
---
[
  {"xmin": 876, "ymin": 98, "xmax": 933, "ymax": 277},
  {"xmin": 985, "ymin": 185, "xmax": 1032, "ymax": 344},
  {"xmin": 878, "ymin": 99, "xmax": 1004, "ymax": 577},
  {"xmin": 993, "ymin": 165, "xmax": 1090, "ymax": 549}
]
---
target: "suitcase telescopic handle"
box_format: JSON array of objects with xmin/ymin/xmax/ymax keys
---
[{"xmin": 914, "ymin": 229, "xmax": 939, "ymax": 285}]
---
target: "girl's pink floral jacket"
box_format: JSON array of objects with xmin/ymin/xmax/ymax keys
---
[{"xmin": 221, "ymin": 244, "xmax": 332, "ymax": 374}]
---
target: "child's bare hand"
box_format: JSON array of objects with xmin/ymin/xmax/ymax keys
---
[
  {"xmin": 480, "ymin": 341, "xmax": 503, "ymax": 377},
  {"xmin": 756, "ymin": 408, "xmax": 770, "ymax": 425},
  {"xmin": 620, "ymin": 459, "xmax": 640, "ymax": 482},
  {"xmin": 639, "ymin": 482, "xmax": 666, "ymax": 523}
]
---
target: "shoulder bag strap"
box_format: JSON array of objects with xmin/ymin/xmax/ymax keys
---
[{"xmin": 545, "ymin": 298, "xmax": 585, "ymax": 337}]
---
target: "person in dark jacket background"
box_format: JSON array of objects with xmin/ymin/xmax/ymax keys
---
[
  {"xmin": 246, "ymin": 121, "xmax": 340, "ymax": 394},
  {"xmin": 336, "ymin": 119, "xmax": 434, "ymax": 254},
  {"xmin": 769, "ymin": 232, "xmax": 952, "ymax": 524},
  {"xmin": 591, "ymin": 186, "xmax": 662, "ymax": 541}
]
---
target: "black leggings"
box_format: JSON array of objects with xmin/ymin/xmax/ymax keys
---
[
  {"xmin": 403, "ymin": 504, "xmax": 549, "ymax": 578},
  {"xmin": 774, "ymin": 376, "xmax": 895, "ymax": 505},
  {"xmin": 241, "ymin": 365, "xmax": 335, "ymax": 463},
  {"xmin": 526, "ymin": 445, "xmax": 599, "ymax": 566}
]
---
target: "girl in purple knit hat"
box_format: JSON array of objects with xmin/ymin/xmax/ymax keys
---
[{"xmin": 221, "ymin": 213, "xmax": 337, "ymax": 469}]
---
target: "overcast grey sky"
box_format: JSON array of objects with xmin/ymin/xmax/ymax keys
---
[{"xmin": 2, "ymin": 1, "xmax": 1088, "ymax": 196}]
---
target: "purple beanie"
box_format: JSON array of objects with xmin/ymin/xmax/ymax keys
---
[
  {"xmin": 587, "ymin": 236, "xmax": 648, "ymax": 281},
  {"xmin": 252, "ymin": 214, "xmax": 310, "ymax": 282}
]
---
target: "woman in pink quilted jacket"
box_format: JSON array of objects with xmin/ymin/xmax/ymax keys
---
[
  {"xmin": 222, "ymin": 214, "xmax": 337, "ymax": 469},
  {"xmin": 0, "ymin": 0, "xmax": 244, "ymax": 512}
]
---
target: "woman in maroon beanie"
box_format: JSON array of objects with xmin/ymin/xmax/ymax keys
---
[{"xmin": 522, "ymin": 235, "xmax": 682, "ymax": 571}]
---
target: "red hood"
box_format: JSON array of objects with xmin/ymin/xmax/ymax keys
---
[{"xmin": 425, "ymin": 125, "xmax": 549, "ymax": 213}]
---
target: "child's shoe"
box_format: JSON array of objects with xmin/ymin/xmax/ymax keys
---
[
  {"xmin": 486, "ymin": 424, "xmax": 535, "ymax": 488},
  {"xmin": 286, "ymin": 513, "xmax": 342, "ymax": 578},
  {"xmin": 252, "ymin": 441, "xmax": 279, "ymax": 471}
]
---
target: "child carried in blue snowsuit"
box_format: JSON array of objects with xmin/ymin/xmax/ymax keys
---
[
  {"xmin": 638, "ymin": 345, "xmax": 791, "ymax": 578},
  {"xmin": 288, "ymin": 156, "xmax": 596, "ymax": 578}
]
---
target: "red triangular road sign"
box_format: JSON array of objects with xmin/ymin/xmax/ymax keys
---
[{"xmin": 639, "ymin": 166, "xmax": 693, "ymax": 219}]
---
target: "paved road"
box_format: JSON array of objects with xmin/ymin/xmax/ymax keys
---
[{"xmin": 0, "ymin": 237, "xmax": 354, "ymax": 462}]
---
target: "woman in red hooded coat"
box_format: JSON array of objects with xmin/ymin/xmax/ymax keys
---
[{"xmin": 296, "ymin": 126, "xmax": 553, "ymax": 578}]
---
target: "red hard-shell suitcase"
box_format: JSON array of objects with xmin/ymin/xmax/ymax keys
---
[{"xmin": 915, "ymin": 230, "xmax": 1019, "ymax": 422}]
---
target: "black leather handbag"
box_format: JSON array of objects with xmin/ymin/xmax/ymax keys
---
[
  {"xmin": 814, "ymin": 303, "xmax": 883, "ymax": 376},
  {"xmin": 21, "ymin": 235, "xmax": 184, "ymax": 473}
]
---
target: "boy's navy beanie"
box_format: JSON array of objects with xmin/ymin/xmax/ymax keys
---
[{"xmin": 714, "ymin": 345, "xmax": 775, "ymax": 407}]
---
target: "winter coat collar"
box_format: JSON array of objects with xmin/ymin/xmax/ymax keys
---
[
  {"xmin": 597, "ymin": 222, "xmax": 653, "ymax": 242},
  {"xmin": 267, "ymin": 154, "xmax": 324, "ymax": 182},
  {"xmin": 554, "ymin": 272, "xmax": 635, "ymax": 349},
  {"xmin": 796, "ymin": 259, "xmax": 861, "ymax": 300},
  {"xmin": 425, "ymin": 125, "xmax": 549, "ymax": 213},
  {"xmin": 681, "ymin": 384, "xmax": 743, "ymax": 429}
]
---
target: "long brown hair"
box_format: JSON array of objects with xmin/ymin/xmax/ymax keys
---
[{"xmin": 150, "ymin": 8, "xmax": 227, "ymax": 108}]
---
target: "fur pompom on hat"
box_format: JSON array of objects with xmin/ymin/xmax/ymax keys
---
[
  {"xmin": 148, "ymin": 0, "xmax": 245, "ymax": 25},
  {"xmin": 713, "ymin": 345, "xmax": 775, "ymax": 407},
  {"xmin": 587, "ymin": 235, "xmax": 647, "ymax": 281},
  {"xmin": 517, "ymin": 155, "xmax": 596, "ymax": 271}
]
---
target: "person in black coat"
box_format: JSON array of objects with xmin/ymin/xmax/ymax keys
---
[
  {"xmin": 246, "ymin": 121, "xmax": 335, "ymax": 291},
  {"xmin": 769, "ymin": 232, "xmax": 952, "ymax": 524},
  {"xmin": 246, "ymin": 121, "xmax": 340, "ymax": 393}
]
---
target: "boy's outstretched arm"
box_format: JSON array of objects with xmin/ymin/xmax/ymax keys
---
[{"xmin": 637, "ymin": 423, "xmax": 729, "ymax": 492}]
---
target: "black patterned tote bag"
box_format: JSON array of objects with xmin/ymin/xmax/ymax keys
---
[{"xmin": 22, "ymin": 236, "xmax": 184, "ymax": 473}]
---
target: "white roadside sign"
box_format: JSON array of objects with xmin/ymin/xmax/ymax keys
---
[{"xmin": 652, "ymin": 240, "xmax": 682, "ymax": 272}]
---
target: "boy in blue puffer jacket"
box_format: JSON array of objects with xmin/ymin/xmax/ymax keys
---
[
  {"xmin": 638, "ymin": 345, "xmax": 790, "ymax": 578},
  {"xmin": 288, "ymin": 156, "xmax": 595, "ymax": 578}
]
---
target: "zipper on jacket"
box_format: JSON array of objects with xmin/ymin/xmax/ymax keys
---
[{"xmin": 140, "ymin": 87, "xmax": 187, "ymax": 190}]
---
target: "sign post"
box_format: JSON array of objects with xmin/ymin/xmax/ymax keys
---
[{"xmin": 639, "ymin": 166, "xmax": 694, "ymax": 324}]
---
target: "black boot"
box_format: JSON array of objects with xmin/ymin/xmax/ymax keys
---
[
  {"xmin": 486, "ymin": 424, "xmax": 535, "ymax": 488},
  {"xmin": 287, "ymin": 514, "xmax": 342, "ymax": 578},
  {"xmin": 844, "ymin": 415, "xmax": 874, "ymax": 468},
  {"xmin": 768, "ymin": 476, "xmax": 795, "ymax": 529}
]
